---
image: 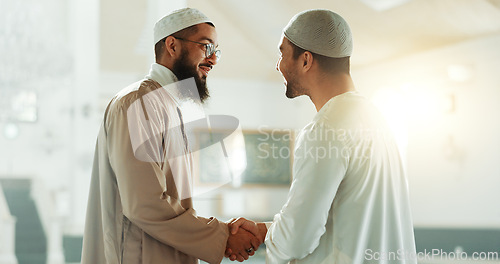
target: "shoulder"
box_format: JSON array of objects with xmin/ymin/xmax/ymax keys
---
[
  {"xmin": 105, "ymin": 79, "xmax": 176, "ymax": 116},
  {"xmin": 111, "ymin": 79, "xmax": 163, "ymax": 107},
  {"xmin": 317, "ymin": 92, "xmax": 382, "ymax": 128}
]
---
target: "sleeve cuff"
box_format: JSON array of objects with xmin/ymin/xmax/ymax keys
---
[{"xmin": 203, "ymin": 220, "xmax": 229, "ymax": 264}]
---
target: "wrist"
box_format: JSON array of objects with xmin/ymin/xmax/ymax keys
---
[{"xmin": 257, "ymin": 222, "xmax": 267, "ymax": 241}]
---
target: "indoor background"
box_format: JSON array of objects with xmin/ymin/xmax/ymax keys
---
[{"xmin": 1, "ymin": 0, "xmax": 499, "ymax": 263}]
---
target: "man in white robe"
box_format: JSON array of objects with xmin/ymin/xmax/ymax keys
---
[
  {"xmin": 228, "ymin": 9, "xmax": 417, "ymax": 264},
  {"xmin": 81, "ymin": 8, "xmax": 261, "ymax": 264}
]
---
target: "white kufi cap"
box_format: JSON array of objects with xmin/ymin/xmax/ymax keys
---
[
  {"xmin": 154, "ymin": 8, "xmax": 213, "ymax": 44},
  {"xmin": 284, "ymin": 9, "xmax": 353, "ymax": 58}
]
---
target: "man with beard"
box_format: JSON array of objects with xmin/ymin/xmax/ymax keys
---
[
  {"xmin": 81, "ymin": 8, "xmax": 261, "ymax": 264},
  {"xmin": 228, "ymin": 9, "xmax": 416, "ymax": 264}
]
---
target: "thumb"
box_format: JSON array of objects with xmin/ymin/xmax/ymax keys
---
[{"xmin": 229, "ymin": 218, "xmax": 246, "ymax": 234}]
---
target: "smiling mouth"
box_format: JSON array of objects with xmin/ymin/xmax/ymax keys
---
[{"xmin": 199, "ymin": 65, "xmax": 212, "ymax": 76}]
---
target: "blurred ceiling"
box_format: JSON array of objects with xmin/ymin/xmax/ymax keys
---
[{"xmin": 187, "ymin": 0, "xmax": 500, "ymax": 82}]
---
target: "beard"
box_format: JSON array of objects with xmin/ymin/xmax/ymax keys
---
[
  {"xmin": 172, "ymin": 50, "xmax": 210, "ymax": 103},
  {"xmin": 285, "ymin": 82, "xmax": 300, "ymax": 98},
  {"xmin": 284, "ymin": 71, "xmax": 306, "ymax": 99}
]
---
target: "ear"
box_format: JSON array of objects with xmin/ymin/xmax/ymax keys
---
[
  {"xmin": 164, "ymin": 36, "xmax": 180, "ymax": 58},
  {"xmin": 301, "ymin": 51, "xmax": 314, "ymax": 72}
]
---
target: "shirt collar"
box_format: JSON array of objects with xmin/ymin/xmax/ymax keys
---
[
  {"xmin": 145, "ymin": 63, "xmax": 179, "ymax": 87},
  {"xmin": 145, "ymin": 63, "xmax": 184, "ymax": 105},
  {"xmin": 313, "ymin": 91, "xmax": 358, "ymax": 122}
]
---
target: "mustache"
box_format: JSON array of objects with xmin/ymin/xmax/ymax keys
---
[{"xmin": 199, "ymin": 64, "xmax": 212, "ymax": 69}]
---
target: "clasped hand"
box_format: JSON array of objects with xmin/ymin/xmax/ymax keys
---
[{"xmin": 225, "ymin": 217, "xmax": 265, "ymax": 262}]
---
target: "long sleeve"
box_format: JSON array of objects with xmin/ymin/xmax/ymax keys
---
[
  {"xmin": 105, "ymin": 94, "xmax": 228, "ymax": 264},
  {"xmin": 265, "ymin": 122, "xmax": 348, "ymax": 264}
]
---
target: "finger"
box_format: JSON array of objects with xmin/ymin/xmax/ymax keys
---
[
  {"xmin": 225, "ymin": 248, "xmax": 232, "ymax": 257},
  {"xmin": 238, "ymin": 250, "xmax": 249, "ymax": 260},
  {"xmin": 242, "ymin": 242, "xmax": 256, "ymax": 257},
  {"xmin": 229, "ymin": 218, "xmax": 247, "ymax": 234},
  {"xmin": 241, "ymin": 221, "xmax": 262, "ymax": 241},
  {"xmin": 250, "ymin": 236, "xmax": 261, "ymax": 251}
]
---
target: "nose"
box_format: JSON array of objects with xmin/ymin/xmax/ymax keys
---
[
  {"xmin": 207, "ymin": 53, "xmax": 217, "ymax": 66},
  {"xmin": 276, "ymin": 57, "xmax": 281, "ymax": 72}
]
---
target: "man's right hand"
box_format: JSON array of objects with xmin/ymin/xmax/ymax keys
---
[
  {"xmin": 225, "ymin": 227, "xmax": 261, "ymax": 262},
  {"xmin": 225, "ymin": 217, "xmax": 268, "ymax": 261},
  {"xmin": 228, "ymin": 217, "xmax": 267, "ymax": 243}
]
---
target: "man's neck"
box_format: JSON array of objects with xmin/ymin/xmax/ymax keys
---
[{"xmin": 309, "ymin": 73, "xmax": 355, "ymax": 112}]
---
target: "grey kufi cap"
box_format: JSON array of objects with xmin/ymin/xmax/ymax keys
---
[
  {"xmin": 154, "ymin": 8, "xmax": 213, "ymax": 44},
  {"xmin": 284, "ymin": 9, "xmax": 353, "ymax": 58}
]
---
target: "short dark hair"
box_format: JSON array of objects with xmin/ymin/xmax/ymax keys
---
[
  {"xmin": 154, "ymin": 22, "xmax": 214, "ymax": 62},
  {"xmin": 291, "ymin": 42, "xmax": 350, "ymax": 75}
]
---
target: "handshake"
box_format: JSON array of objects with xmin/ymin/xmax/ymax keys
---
[{"xmin": 225, "ymin": 217, "xmax": 267, "ymax": 262}]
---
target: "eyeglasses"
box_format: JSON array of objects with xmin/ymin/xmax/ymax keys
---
[{"xmin": 175, "ymin": 37, "xmax": 221, "ymax": 62}]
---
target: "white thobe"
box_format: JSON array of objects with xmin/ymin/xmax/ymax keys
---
[{"xmin": 265, "ymin": 91, "xmax": 416, "ymax": 264}]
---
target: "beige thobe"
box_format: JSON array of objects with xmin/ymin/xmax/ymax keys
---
[{"xmin": 82, "ymin": 64, "xmax": 228, "ymax": 264}]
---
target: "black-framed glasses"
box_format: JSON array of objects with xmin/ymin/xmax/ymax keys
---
[{"xmin": 175, "ymin": 37, "xmax": 221, "ymax": 62}]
